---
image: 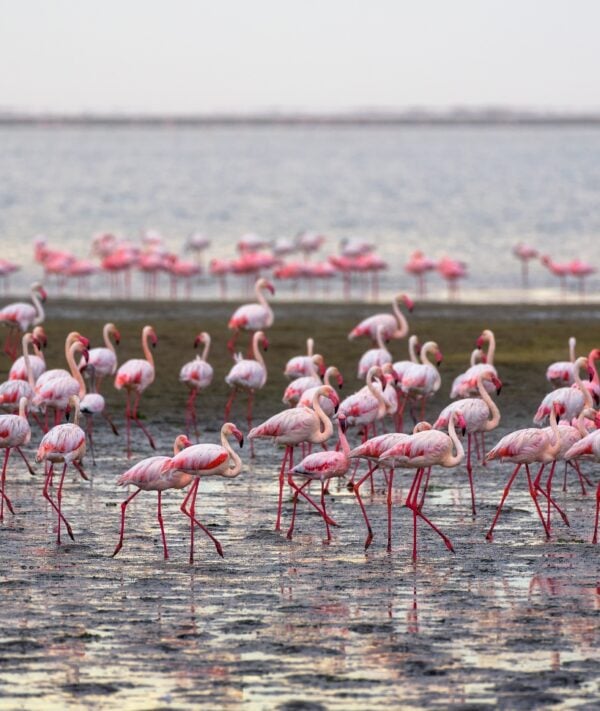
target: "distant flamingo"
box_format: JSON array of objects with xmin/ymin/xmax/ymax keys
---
[
  {"xmin": 9, "ymin": 325, "xmax": 47, "ymax": 382},
  {"xmin": 161, "ymin": 422, "xmax": 244, "ymax": 563},
  {"xmin": 114, "ymin": 325, "xmax": 158, "ymax": 458},
  {"xmin": 348, "ymin": 293, "xmax": 413, "ymax": 343},
  {"xmin": 357, "ymin": 324, "xmax": 392, "ymax": 379},
  {"xmin": 568, "ymin": 259, "xmax": 596, "ymax": 298},
  {"xmin": 379, "ymin": 410, "xmax": 467, "ymax": 560},
  {"xmin": 287, "ymin": 414, "xmax": 351, "ymax": 543},
  {"xmin": 284, "ymin": 337, "xmax": 317, "ymax": 379},
  {"xmin": 513, "ymin": 243, "xmax": 538, "ymax": 289},
  {"xmin": 485, "ymin": 403, "xmax": 563, "ymax": 541},
  {"xmin": 227, "ymin": 277, "xmax": 275, "ymax": 354},
  {"xmin": 112, "ymin": 434, "xmax": 194, "ymax": 560},
  {"xmin": 436, "ymin": 257, "xmax": 467, "ymax": 300},
  {"xmin": 35, "ymin": 395, "xmax": 88, "ymax": 544},
  {"xmin": 404, "ymin": 250, "xmax": 437, "ymax": 298},
  {"xmin": 179, "ymin": 331, "xmax": 214, "ymax": 440},
  {"xmin": 0, "ymin": 282, "xmax": 46, "ymax": 360},
  {"xmin": 546, "ymin": 336, "xmax": 577, "ymax": 387},
  {"xmin": 534, "ymin": 356, "xmax": 593, "ymax": 425},
  {"xmin": 249, "ymin": 385, "xmax": 337, "ymax": 531},
  {"xmin": 82, "ymin": 322, "xmax": 120, "ymax": 392},
  {"xmin": 433, "ymin": 371, "xmax": 503, "ymax": 514},
  {"xmin": 540, "ymin": 255, "xmax": 570, "ymax": 295},
  {"xmin": 0, "ymin": 397, "xmax": 33, "ymax": 520}
]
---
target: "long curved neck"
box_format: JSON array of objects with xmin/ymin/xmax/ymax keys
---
[
  {"xmin": 338, "ymin": 422, "xmax": 350, "ymax": 457},
  {"xmin": 323, "ymin": 366, "xmax": 337, "ymax": 388},
  {"xmin": 306, "ymin": 337, "xmax": 314, "ymax": 357},
  {"xmin": 142, "ymin": 329, "xmax": 154, "ymax": 369},
  {"xmin": 103, "ymin": 324, "xmax": 116, "ymax": 354},
  {"xmin": 420, "ymin": 343, "xmax": 437, "ymax": 366},
  {"xmin": 477, "ymin": 376, "xmax": 500, "ymax": 430},
  {"xmin": 18, "ymin": 397, "xmax": 28, "ymax": 419},
  {"xmin": 408, "ymin": 336, "xmax": 419, "ymax": 363},
  {"xmin": 220, "ymin": 432, "xmax": 243, "ymax": 477},
  {"xmin": 67, "ymin": 345, "xmax": 87, "ymax": 397},
  {"xmin": 201, "ymin": 335, "xmax": 211, "ymax": 361},
  {"xmin": 312, "ymin": 391, "xmax": 333, "ymax": 443},
  {"xmin": 485, "ymin": 333, "xmax": 496, "ymax": 365},
  {"xmin": 71, "ymin": 398, "xmax": 81, "ymax": 426},
  {"xmin": 366, "ymin": 372, "xmax": 387, "ymax": 419},
  {"xmin": 252, "ymin": 334, "xmax": 266, "ymax": 370},
  {"xmin": 31, "ymin": 289, "xmax": 44, "ymax": 325},
  {"xmin": 255, "ymin": 283, "xmax": 273, "ymax": 319},
  {"xmin": 446, "ymin": 417, "xmax": 465, "ymax": 466},
  {"xmin": 22, "ymin": 334, "xmax": 35, "ymax": 388},
  {"xmin": 547, "ymin": 407, "xmax": 561, "ymax": 456},
  {"xmin": 573, "ymin": 361, "xmax": 593, "ymax": 409},
  {"xmin": 391, "ymin": 297, "xmax": 409, "ymax": 337},
  {"xmin": 376, "ymin": 326, "xmax": 389, "ymax": 352},
  {"xmin": 568, "ymin": 337, "xmax": 576, "ymax": 362}
]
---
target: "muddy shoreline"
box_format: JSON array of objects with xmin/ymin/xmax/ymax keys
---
[{"xmin": 1, "ymin": 299, "xmax": 599, "ymax": 709}]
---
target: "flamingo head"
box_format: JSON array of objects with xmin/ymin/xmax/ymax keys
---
[
  {"xmin": 110, "ymin": 324, "xmax": 121, "ymax": 346},
  {"xmin": 452, "ymin": 411, "xmax": 467, "ymax": 436},
  {"xmin": 382, "ymin": 362, "xmax": 399, "ymax": 383},
  {"xmin": 414, "ymin": 340, "xmax": 422, "ymax": 357},
  {"xmin": 434, "ymin": 347, "xmax": 443, "ymax": 366},
  {"xmin": 335, "ymin": 369, "xmax": 344, "ymax": 390},
  {"xmin": 147, "ymin": 326, "xmax": 158, "ymax": 348},
  {"xmin": 258, "ymin": 278, "xmax": 275, "ymax": 295},
  {"xmin": 223, "ymin": 423, "xmax": 244, "ymax": 448},
  {"xmin": 33, "ymin": 326, "xmax": 48, "ymax": 348},
  {"xmin": 76, "ymin": 333, "xmax": 91, "ymax": 349},
  {"xmin": 174, "ymin": 434, "xmax": 193, "ymax": 452},
  {"xmin": 338, "ymin": 413, "xmax": 348, "ymax": 434},
  {"xmin": 553, "ymin": 401, "xmax": 566, "ymax": 419},
  {"xmin": 32, "ymin": 282, "xmax": 48, "ymax": 301},
  {"xmin": 401, "ymin": 293, "xmax": 414, "ymax": 312},
  {"xmin": 261, "ymin": 334, "xmax": 269, "ymax": 352},
  {"xmin": 312, "ymin": 354, "xmax": 326, "ymax": 376},
  {"xmin": 490, "ymin": 374, "xmax": 503, "ymax": 395}
]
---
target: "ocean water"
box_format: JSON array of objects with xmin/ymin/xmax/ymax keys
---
[{"xmin": 1, "ymin": 124, "xmax": 600, "ymax": 300}]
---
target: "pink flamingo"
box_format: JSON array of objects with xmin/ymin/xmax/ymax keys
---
[
  {"xmin": 282, "ymin": 355, "xmax": 326, "ymax": 406},
  {"xmin": 101, "ymin": 245, "xmax": 138, "ymax": 299},
  {"xmin": 209, "ymin": 258, "xmax": 234, "ymax": 300},
  {"xmin": 0, "ymin": 333, "xmax": 39, "ymax": 415},
  {"xmin": 513, "ymin": 243, "xmax": 538, "ymax": 289},
  {"xmin": 348, "ymin": 293, "xmax": 413, "ymax": 343},
  {"xmin": 286, "ymin": 414, "xmax": 351, "ymax": 543},
  {"xmin": 534, "ymin": 356, "xmax": 593, "ymax": 425},
  {"xmin": 436, "ymin": 256, "xmax": 468, "ymax": 301},
  {"xmin": 185, "ymin": 233, "xmax": 211, "ymax": 268},
  {"xmin": 379, "ymin": 410, "xmax": 467, "ymax": 561},
  {"xmin": 568, "ymin": 259, "xmax": 596, "ymax": 298},
  {"xmin": 227, "ymin": 277, "xmax": 275, "ymax": 354},
  {"xmin": 248, "ymin": 385, "xmax": 337, "ymax": 531},
  {"xmin": 166, "ymin": 255, "xmax": 201, "ymax": 300},
  {"xmin": 0, "ymin": 259, "xmax": 20, "ymax": 294},
  {"xmin": 540, "ymin": 255, "xmax": 570, "ymax": 295},
  {"xmin": 450, "ymin": 329, "xmax": 498, "ymax": 398},
  {"xmin": 584, "ymin": 348, "xmax": 600, "ymax": 406},
  {"xmin": 112, "ymin": 434, "xmax": 198, "ymax": 560},
  {"xmin": 296, "ymin": 231, "xmax": 326, "ymax": 260},
  {"xmin": 179, "ymin": 331, "xmax": 214, "ymax": 440},
  {"xmin": 224, "ymin": 331, "xmax": 268, "ymax": 454},
  {"xmin": 0, "ymin": 397, "xmax": 33, "ymax": 520},
  {"xmin": 161, "ymin": 422, "xmax": 244, "ymax": 563},
  {"xmin": 35, "ymin": 332, "xmax": 89, "ymax": 390},
  {"xmin": 114, "ymin": 325, "xmax": 158, "ymax": 458},
  {"xmin": 338, "ymin": 366, "xmax": 388, "ymax": 441},
  {"xmin": 35, "ymin": 395, "xmax": 88, "ymax": 544},
  {"xmin": 404, "ymin": 250, "xmax": 437, "ymax": 298},
  {"xmin": 237, "ymin": 233, "xmax": 269, "ymax": 253},
  {"xmin": 284, "ymin": 337, "xmax": 317, "ymax": 379},
  {"xmin": 564, "ymin": 421, "xmax": 600, "ymax": 542},
  {"xmin": 81, "ymin": 323, "xmax": 120, "ymax": 393},
  {"xmin": 400, "ymin": 340, "xmax": 443, "ymax": 422},
  {"xmin": 0, "ymin": 282, "xmax": 46, "ymax": 360},
  {"xmin": 546, "ymin": 336, "xmax": 577, "ymax": 388},
  {"xmin": 391, "ymin": 334, "xmax": 421, "ymax": 431},
  {"xmin": 485, "ymin": 403, "xmax": 563, "ymax": 541},
  {"xmin": 357, "ymin": 324, "xmax": 392, "ymax": 379},
  {"xmin": 433, "ymin": 371, "xmax": 502, "ymax": 515},
  {"xmin": 9, "ymin": 325, "xmax": 47, "ymax": 382},
  {"xmin": 297, "ymin": 366, "xmax": 344, "ymax": 418}
]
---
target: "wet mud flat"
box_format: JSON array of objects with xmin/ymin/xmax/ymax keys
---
[{"xmin": 1, "ymin": 299, "xmax": 600, "ymax": 709}]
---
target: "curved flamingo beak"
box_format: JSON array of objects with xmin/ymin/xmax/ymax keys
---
[
  {"xmin": 151, "ymin": 335, "xmax": 158, "ymax": 348},
  {"xmin": 193, "ymin": 335, "xmax": 201, "ymax": 348},
  {"xmin": 81, "ymin": 348, "xmax": 90, "ymax": 364},
  {"xmin": 436, "ymin": 350, "xmax": 443, "ymax": 366},
  {"xmin": 39, "ymin": 287, "xmax": 48, "ymax": 302},
  {"xmin": 114, "ymin": 331, "xmax": 121, "ymax": 346},
  {"xmin": 587, "ymin": 365, "xmax": 595, "ymax": 381},
  {"xmin": 182, "ymin": 435, "xmax": 193, "ymax": 448},
  {"xmin": 232, "ymin": 427, "xmax": 244, "ymax": 447},
  {"xmin": 403, "ymin": 294, "xmax": 415, "ymax": 312},
  {"xmin": 492, "ymin": 376, "xmax": 503, "ymax": 395},
  {"xmin": 339, "ymin": 414, "xmax": 348, "ymax": 433},
  {"xmin": 262, "ymin": 337, "xmax": 269, "ymax": 351},
  {"xmin": 337, "ymin": 375, "xmax": 344, "ymax": 389},
  {"xmin": 78, "ymin": 336, "xmax": 91, "ymax": 348},
  {"xmin": 476, "ymin": 335, "xmax": 485, "ymax": 349},
  {"xmin": 265, "ymin": 281, "xmax": 275, "ymax": 295}
]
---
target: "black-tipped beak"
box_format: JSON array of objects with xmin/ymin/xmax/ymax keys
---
[
  {"xmin": 239, "ymin": 436, "xmax": 244, "ymax": 448},
  {"xmin": 334, "ymin": 403, "xmax": 339, "ymax": 414},
  {"xmin": 496, "ymin": 386, "xmax": 502, "ymax": 396},
  {"xmin": 461, "ymin": 427, "xmax": 466, "ymax": 437}
]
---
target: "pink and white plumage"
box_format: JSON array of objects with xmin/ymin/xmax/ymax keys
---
[
  {"xmin": 179, "ymin": 331, "xmax": 214, "ymax": 439},
  {"xmin": 84, "ymin": 323, "xmax": 120, "ymax": 384},
  {"xmin": 357, "ymin": 324, "xmax": 392, "ymax": 379},
  {"xmin": 338, "ymin": 366, "xmax": 387, "ymax": 430},
  {"xmin": 533, "ymin": 357, "xmax": 593, "ymax": 425},
  {"xmin": 0, "ymin": 282, "xmax": 47, "ymax": 359},
  {"xmin": 284, "ymin": 337, "xmax": 318, "ymax": 379},
  {"xmin": 348, "ymin": 293, "xmax": 413, "ymax": 342},
  {"xmin": 9, "ymin": 326, "xmax": 47, "ymax": 382},
  {"xmin": 546, "ymin": 336, "xmax": 577, "ymax": 388},
  {"xmin": 450, "ymin": 330, "xmax": 497, "ymax": 399},
  {"xmin": 400, "ymin": 341, "xmax": 442, "ymax": 399},
  {"xmin": 35, "ymin": 331, "xmax": 89, "ymax": 390},
  {"xmin": 33, "ymin": 341, "xmax": 87, "ymax": 415},
  {"xmin": 297, "ymin": 366, "xmax": 343, "ymax": 417},
  {"xmin": 391, "ymin": 335, "xmax": 421, "ymax": 383},
  {"xmin": 282, "ymin": 355, "xmax": 325, "ymax": 406},
  {"xmin": 227, "ymin": 277, "xmax": 275, "ymax": 352},
  {"xmin": 0, "ymin": 397, "xmax": 33, "ymax": 520}
]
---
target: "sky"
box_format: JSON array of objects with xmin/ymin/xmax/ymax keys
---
[{"xmin": 1, "ymin": 0, "xmax": 599, "ymax": 114}]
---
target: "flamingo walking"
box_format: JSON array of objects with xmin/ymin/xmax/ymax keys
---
[
  {"xmin": 227, "ymin": 277, "xmax": 275, "ymax": 354},
  {"xmin": 348, "ymin": 293, "xmax": 413, "ymax": 343},
  {"xmin": 179, "ymin": 331, "xmax": 214, "ymax": 440},
  {"xmin": 112, "ymin": 434, "xmax": 196, "ymax": 560},
  {"xmin": 0, "ymin": 282, "xmax": 46, "ymax": 360},
  {"xmin": 0, "ymin": 397, "xmax": 33, "ymax": 520},
  {"xmin": 160, "ymin": 423, "xmax": 244, "ymax": 563},
  {"xmin": 114, "ymin": 325, "xmax": 158, "ymax": 458}
]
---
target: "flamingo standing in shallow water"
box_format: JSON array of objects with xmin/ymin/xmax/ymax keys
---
[
  {"xmin": 348, "ymin": 293, "xmax": 413, "ymax": 343},
  {"xmin": 451, "ymin": 329, "xmax": 498, "ymax": 399},
  {"xmin": 513, "ymin": 243, "xmax": 538, "ymax": 289},
  {"xmin": 79, "ymin": 364, "xmax": 119, "ymax": 464},
  {"xmin": 563, "ymin": 419, "xmax": 600, "ymax": 542},
  {"xmin": 534, "ymin": 356, "xmax": 594, "ymax": 425},
  {"xmin": 338, "ymin": 366, "xmax": 388, "ymax": 442},
  {"xmin": 9, "ymin": 325, "xmax": 47, "ymax": 382},
  {"xmin": 400, "ymin": 341, "xmax": 443, "ymax": 422},
  {"xmin": 568, "ymin": 259, "xmax": 595, "ymax": 299},
  {"xmin": 357, "ymin": 324, "xmax": 392, "ymax": 379},
  {"xmin": 227, "ymin": 277, "xmax": 275, "ymax": 354},
  {"xmin": 546, "ymin": 336, "xmax": 577, "ymax": 388},
  {"xmin": 114, "ymin": 325, "xmax": 158, "ymax": 458},
  {"xmin": 179, "ymin": 332, "xmax": 214, "ymax": 440},
  {"xmin": 112, "ymin": 434, "xmax": 196, "ymax": 560},
  {"xmin": 284, "ymin": 337, "xmax": 317, "ymax": 379},
  {"xmin": 404, "ymin": 250, "xmax": 436, "ymax": 298},
  {"xmin": 160, "ymin": 422, "xmax": 244, "ymax": 563},
  {"xmin": 0, "ymin": 282, "xmax": 46, "ymax": 360},
  {"xmin": 281, "ymin": 355, "xmax": 325, "ymax": 406},
  {"xmin": 0, "ymin": 397, "xmax": 33, "ymax": 520},
  {"xmin": 35, "ymin": 395, "xmax": 88, "ymax": 544},
  {"xmin": 82, "ymin": 323, "xmax": 120, "ymax": 393}
]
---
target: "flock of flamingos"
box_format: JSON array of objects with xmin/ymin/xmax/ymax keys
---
[{"xmin": 0, "ymin": 277, "xmax": 600, "ymax": 565}]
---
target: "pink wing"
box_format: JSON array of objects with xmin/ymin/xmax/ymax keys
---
[{"xmin": 166, "ymin": 443, "xmax": 229, "ymax": 473}]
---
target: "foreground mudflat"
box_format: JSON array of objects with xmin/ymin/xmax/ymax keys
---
[{"xmin": 1, "ymin": 299, "xmax": 599, "ymax": 708}]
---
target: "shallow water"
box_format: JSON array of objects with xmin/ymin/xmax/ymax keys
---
[{"xmin": 1, "ymin": 301, "xmax": 599, "ymax": 708}]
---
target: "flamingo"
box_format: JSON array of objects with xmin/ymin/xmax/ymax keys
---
[
  {"xmin": 540, "ymin": 255, "xmax": 570, "ymax": 295},
  {"xmin": 112, "ymin": 434, "xmax": 196, "ymax": 560},
  {"xmin": 534, "ymin": 356, "xmax": 593, "ymax": 425},
  {"xmin": 433, "ymin": 370, "xmax": 503, "ymax": 515},
  {"xmin": 0, "ymin": 333, "xmax": 39, "ymax": 413},
  {"xmin": 450, "ymin": 329, "xmax": 498, "ymax": 399},
  {"xmin": 0, "ymin": 397, "xmax": 33, "ymax": 520},
  {"xmin": 546, "ymin": 336, "xmax": 577, "ymax": 387},
  {"xmin": 249, "ymin": 385, "xmax": 337, "ymax": 531},
  {"xmin": 437, "ymin": 257, "xmax": 467, "ymax": 301},
  {"xmin": 357, "ymin": 324, "xmax": 392, "ymax": 379},
  {"xmin": 485, "ymin": 402, "xmax": 563, "ymax": 541},
  {"xmin": 568, "ymin": 259, "xmax": 595, "ymax": 298},
  {"xmin": 282, "ymin": 355, "xmax": 326, "ymax": 406},
  {"xmin": 391, "ymin": 334, "xmax": 421, "ymax": 431},
  {"xmin": 379, "ymin": 410, "xmax": 467, "ymax": 560},
  {"xmin": 81, "ymin": 322, "xmax": 120, "ymax": 392},
  {"xmin": 114, "ymin": 325, "xmax": 158, "ymax": 458},
  {"xmin": 584, "ymin": 348, "xmax": 600, "ymax": 406},
  {"xmin": 227, "ymin": 277, "xmax": 275, "ymax": 354},
  {"xmin": 161, "ymin": 422, "xmax": 244, "ymax": 563},
  {"xmin": 9, "ymin": 325, "xmax": 47, "ymax": 382},
  {"xmin": 35, "ymin": 395, "xmax": 88, "ymax": 544},
  {"xmin": 297, "ymin": 366, "xmax": 344, "ymax": 417},
  {"xmin": 400, "ymin": 340, "xmax": 443, "ymax": 422},
  {"xmin": 224, "ymin": 331, "xmax": 268, "ymax": 454},
  {"xmin": 284, "ymin": 337, "xmax": 317, "ymax": 379},
  {"xmin": 338, "ymin": 366, "xmax": 388, "ymax": 441},
  {"xmin": 348, "ymin": 293, "xmax": 413, "ymax": 343},
  {"xmin": 286, "ymin": 414, "xmax": 351, "ymax": 543},
  {"xmin": 404, "ymin": 250, "xmax": 437, "ymax": 298},
  {"xmin": 563, "ymin": 419, "xmax": 600, "ymax": 542},
  {"xmin": 179, "ymin": 331, "xmax": 214, "ymax": 440},
  {"xmin": 513, "ymin": 243, "xmax": 538, "ymax": 289},
  {"xmin": 35, "ymin": 331, "xmax": 90, "ymax": 390},
  {"xmin": 79, "ymin": 364, "xmax": 119, "ymax": 465},
  {"xmin": 0, "ymin": 282, "xmax": 46, "ymax": 360}
]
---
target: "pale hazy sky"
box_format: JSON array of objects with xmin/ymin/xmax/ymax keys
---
[{"xmin": 1, "ymin": 0, "xmax": 599, "ymax": 114}]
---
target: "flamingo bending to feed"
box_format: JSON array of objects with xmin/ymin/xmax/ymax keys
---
[
  {"xmin": 450, "ymin": 329, "xmax": 498, "ymax": 399},
  {"xmin": 357, "ymin": 324, "xmax": 392, "ymax": 379},
  {"xmin": 379, "ymin": 410, "xmax": 467, "ymax": 561},
  {"xmin": 287, "ymin": 414, "xmax": 351, "ymax": 543},
  {"xmin": 114, "ymin": 325, "xmax": 158, "ymax": 458},
  {"xmin": 563, "ymin": 419, "xmax": 600, "ymax": 542},
  {"xmin": 400, "ymin": 340, "xmax": 443, "ymax": 422},
  {"xmin": 161, "ymin": 423, "xmax": 244, "ymax": 563},
  {"xmin": 533, "ymin": 356, "xmax": 594, "ymax": 425},
  {"xmin": 546, "ymin": 336, "xmax": 577, "ymax": 387},
  {"xmin": 433, "ymin": 371, "xmax": 502, "ymax": 515},
  {"xmin": 112, "ymin": 434, "xmax": 197, "ymax": 560},
  {"xmin": 0, "ymin": 282, "xmax": 46, "ymax": 360},
  {"xmin": 0, "ymin": 397, "xmax": 33, "ymax": 520},
  {"xmin": 282, "ymin": 354, "xmax": 325, "ymax": 406},
  {"xmin": 224, "ymin": 331, "xmax": 268, "ymax": 453},
  {"xmin": 284, "ymin": 337, "xmax": 318, "ymax": 379},
  {"xmin": 348, "ymin": 293, "xmax": 413, "ymax": 343},
  {"xmin": 79, "ymin": 364, "xmax": 119, "ymax": 464},
  {"xmin": 9, "ymin": 325, "xmax": 47, "ymax": 381},
  {"xmin": 35, "ymin": 395, "xmax": 88, "ymax": 544},
  {"xmin": 179, "ymin": 331, "xmax": 214, "ymax": 440},
  {"xmin": 82, "ymin": 322, "xmax": 120, "ymax": 392},
  {"xmin": 227, "ymin": 277, "xmax": 275, "ymax": 354},
  {"xmin": 485, "ymin": 403, "xmax": 563, "ymax": 541},
  {"xmin": 249, "ymin": 385, "xmax": 337, "ymax": 531}
]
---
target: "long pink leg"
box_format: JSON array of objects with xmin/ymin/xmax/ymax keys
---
[
  {"xmin": 353, "ymin": 463, "xmax": 377, "ymax": 549},
  {"xmin": 112, "ymin": 488, "xmax": 141, "ymax": 556},
  {"xmin": 186, "ymin": 390, "xmax": 199, "ymax": 440},
  {"xmin": 157, "ymin": 491, "xmax": 169, "ymax": 560},
  {"xmin": 132, "ymin": 393, "xmax": 156, "ymax": 450},
  {"xmin": 0, "ymin": 448, "xmax": 15, "ymax": 520},
  {"xmin": 224, "ymin": 389, "xmax": 236, "ymax": 420},
  {"xmin": 56, "ymin": 463, "xmax": 69, "ymax": 544},
  {"xmin": 406, "ymin": 468, "xmax": 455, "ymax": 560},
  {"xmin": 593, "ymin": 484, "xmax": 600, "ymax": 543},
  {"xmin": 321, "ymin": 481, "xmax": 331, "ymax": 543},
  {"xmin": 275, "ymin": 447, "xmax": 290, "ymax": 531},
  {"xmin": 125, "ymin": 390, "xmax": 132, "ymax": 459},
  {"xmin": 535, "ymin": 466, "xmax": 570, "ymax": 528},
  {"xmin": 247, "ymin": 392, "xmax": 255, "ymax": 457},
  {"xmin": 287, "ymin": 472, "xmax": 337, "ymax": 527},
  {"xmin": 188, "ymin": 478, "xmax": 200, "ymax": 564},
  {"xmin": 42, "ymin": 463, "xmax": 74, "ymax": 540},
  {"xmin": 386, "ymin": 467, "xmax": 395, "ymax": 552},
  {"xmin": 486, "ymin": 463, "xmax": 521, "ymax": 541},
  {"xmin": 525, "ymin": 464, "xmax": 550, "ymax": 539},
  {"xmin": 87, "ymin": 415, "xmax": 96, "ymax": 465},
  {"xmin": 407, "ymin": 468, "xmax": 423, "ymax": 561},
  {"xmin": 417, "ymin": 467, "xmax": 432, "ymax": 511},
  {"xmin": 569, "ymin": 460, "xmax": 591, "ymax": 494},
  {"xmin": 286, "ymin": 477, "xmax": 311, "ymax": 540},
  {"xmin": 227, "ymin": 330, "xmax": 238, "ymax": 355},
  {"xmin": 466, "ymin": 434, "xmax": 477, "ymax": 515},
  {"xmin": 102, "ymin": 410, "xmax": 119, "ymax": 436},
  {"xmin": 180, "ymin": 484, "xmax": 224, "ymax": 558}
]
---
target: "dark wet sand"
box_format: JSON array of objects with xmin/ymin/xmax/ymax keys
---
[{"xmin": 1, "ymin": 299, "xmax": 600, "ymax": 709}]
